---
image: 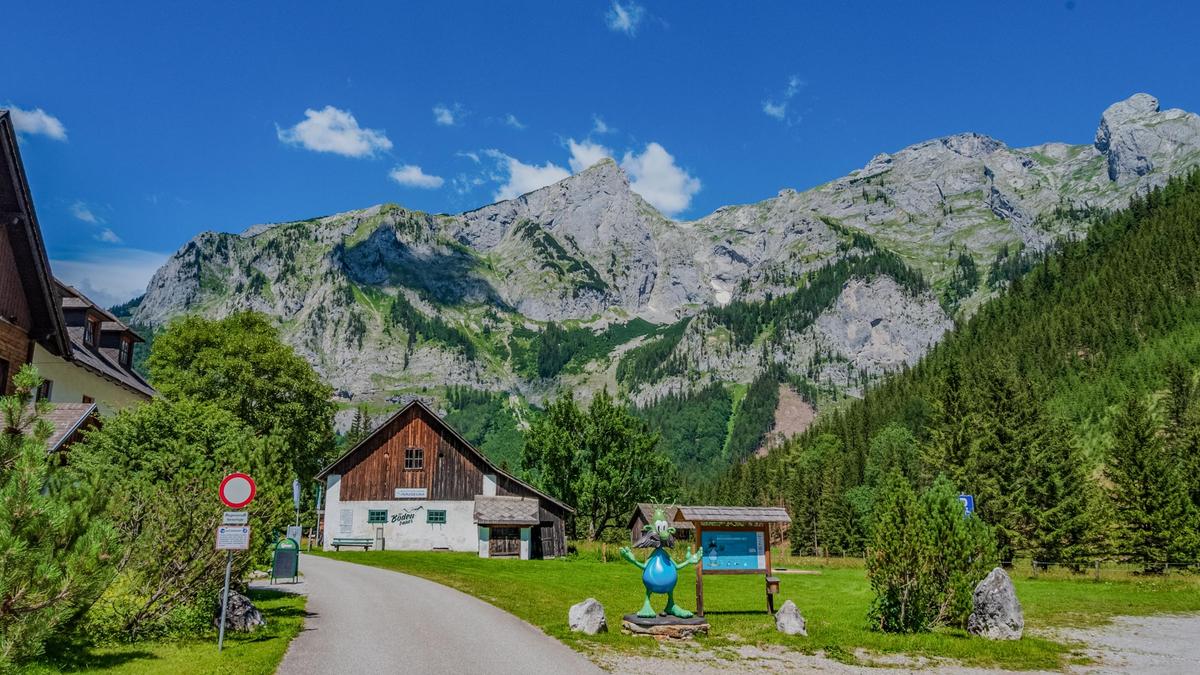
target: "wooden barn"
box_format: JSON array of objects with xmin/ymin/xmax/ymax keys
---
[{"xmin": 316, "ymin": 400, "xmax": 573, "ymax": 559}]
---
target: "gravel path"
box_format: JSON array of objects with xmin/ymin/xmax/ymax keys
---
[
  {"xmin": 275, "ymin": 554, "xmax": 600, "ymax": 675},
  {"xmin": 596, "ymin": 613, "xmax": 1200, "ymax": 674},
  {"xmin": 1058, "ymin": 613, "xmax": 1200, "ymax": 674}
]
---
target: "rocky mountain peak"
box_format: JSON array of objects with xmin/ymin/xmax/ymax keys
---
[
  {"xmin": 1095, "ymin": 93, "xmax": 1160, "ymax": 152},
  {"xmin": 1091, "ymin": 93, "xmax": 1199, "ymax": 182}
]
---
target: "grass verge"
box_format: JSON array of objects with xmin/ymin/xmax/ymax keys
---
[
  {"xmin": 26, "ymin": 589, "xmax": 306, "ymax": 675},
  {"xmin": 314, "ymin": 549, "xmax": 1200, "ymax": 671}
]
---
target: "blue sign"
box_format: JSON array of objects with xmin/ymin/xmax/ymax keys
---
[
  {"xmin": 700, "ymin": 530, "xmax": 766, "ymax": 572},
  {"xmin": 958, "ymin": 494, "xmax": 976, "ymax": 517}
]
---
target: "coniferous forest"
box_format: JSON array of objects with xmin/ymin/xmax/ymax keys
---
[{"xmin": 703, "ymin": 170, "xmax": 1200, "ymax": 569}]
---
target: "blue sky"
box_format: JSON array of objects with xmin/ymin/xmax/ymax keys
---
[{"xmin": 5, "ymin": 1, "xmax": 1199, "ymax": 306}]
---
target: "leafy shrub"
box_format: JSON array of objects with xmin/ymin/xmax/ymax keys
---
[{"xmin": 73, "ymin": 398, "xmax": 290, "ymax": 642}]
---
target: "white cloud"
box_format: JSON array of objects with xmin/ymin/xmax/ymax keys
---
[
  {"xmin": 503, "ymin": 113, "xmax": 526, "ymax": 130},
  {"xmin": 785, "ymin": 75, "xmax": 804, "ymax": 98},
  {"xmin": 620, "ymin": 142, "xmax": 700, "ymax": 216},
  {"xmin": 485, "ymin": 150, "xmax": 570, "ymax": 202},
  {"xmin": 592, "ymin": 115, "xmax": 613, "ymax": 134},
  {"xmin": 567, "ymin": 138, "xmax": 614, "ymax": 173},
  {"xmin": 70, "ymin": 201, "xmax": 102, "ymax": 224},
  {"xmin": 763, "ymin": 75, "xmax": 806, "ymax": 124},
  {"xmin": 276, "ymin": 106, "xmax": 392, "ymax": 158},
  {"xmin": 51, "ymin": 248, "xmax": 169, "ymax": 308},
  {"xmin": 452, "ymin": 173, "xmax": 486, "ymax": 195},
  {"xmin": 94, "ymin": 228, "xmax": 122, "ymax": 244},
  {"xmin": 389, "ymin": 164, "xmax": 445, "ymax": 189},
  {"xmin": 762, "ymin": 101, "xmax": 787, "ymax": 120},
  {"xmin": 457, "ymin": 150, "xmax": 481, "ymax": 164},
  {"xmin": 433, "ymin": 103, "xmax": 463, "ymax": 126},
  {"xmin": 6, "ymin": 105, "xmax": 67, "ymax": 141},
  {"xmin": 605, "ymin": 1, "xmax": 645, "ymax": 36}
]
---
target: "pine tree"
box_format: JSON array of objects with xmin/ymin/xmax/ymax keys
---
[
  {"xmin": 0, "ymin": 366, "xmax": 117, "ymax": 664},
  {"xmin": 344, "ymin": 404, "xmax": 374, "ymax": 448},
  {"xmin": 1026, "ymin": 417, "xmax": 1098, "ymax": 567},
  {"xmin": 1106, "ymin": 396, "xmax": 1199, "ymax": 570}
]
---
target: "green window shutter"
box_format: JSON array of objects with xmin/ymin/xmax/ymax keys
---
[
  {"xmin": 368, "ymin": 509, "xmax": 388, "ymax": 524},
  {"xmin": 427, "ymin": 509, "xmax": 447, "ymax": 524}
]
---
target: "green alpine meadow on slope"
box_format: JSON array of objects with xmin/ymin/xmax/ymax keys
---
[{"xmin": 314, "ymin": 550, "xmax": 1200, "ymax": 670}]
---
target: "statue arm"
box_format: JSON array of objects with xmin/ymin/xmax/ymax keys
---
[
  {"xmin": 674, "ymin": 545, "xmax": 703, "ymax": 570},
  {"xmin": 619, "ymin": 546, "xmax": 646, "ymax": 569}
]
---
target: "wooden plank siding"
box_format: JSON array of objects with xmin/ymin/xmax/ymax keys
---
[
  {"xmin": 328, "ymin": 401, "xmax": 571, "ymax": 558},
  {"xmin": 339, "ymin": 405, "xmax": 534, "ymax": 502}
]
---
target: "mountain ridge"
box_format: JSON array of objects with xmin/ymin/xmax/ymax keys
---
[{"xmin": 129, "ymin": 94, "xmax": 1200, "ymax": 451}]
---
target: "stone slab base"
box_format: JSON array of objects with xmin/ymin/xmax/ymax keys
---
[{"xmin": 621, "ymin": 614, "xmax": 710, "ymax": 639}]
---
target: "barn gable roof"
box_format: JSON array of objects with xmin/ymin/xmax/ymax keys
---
[{"xmin": 315, "ymin": 398, "xmax": 574, "ymax": 513}]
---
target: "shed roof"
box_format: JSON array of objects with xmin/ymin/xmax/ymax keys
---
[
  {"xmin": 474, "ymin": 495, "xmax": 540, "ymax": 526},
  {"xmin": 675, "ymin": 506, "xmax": 792, "ymax": 524},
  {"xmin": 629, "ymin": 504, "xmax": 694, "ymax": 530}
]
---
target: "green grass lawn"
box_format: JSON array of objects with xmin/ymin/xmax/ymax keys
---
[
  {"xmin": 26, "ymin": 590, "xmax": 306, "ymax": 675},
  {"xmin": 315, "ymin": 549, "xmax": 1200, "ymax": 671}
]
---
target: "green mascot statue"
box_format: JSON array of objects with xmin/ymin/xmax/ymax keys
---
[{"xmin": 619, "ymin": 506, "xmax": 703, "ymax": 618}]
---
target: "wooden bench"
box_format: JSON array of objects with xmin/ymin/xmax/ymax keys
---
[{"xmin": 331, "ymin": 538, "xmax": 373, "ymax": 551}]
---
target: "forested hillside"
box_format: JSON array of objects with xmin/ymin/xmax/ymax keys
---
[{"xmin": 708, "ymin": 170, "xmax": 1200, "ymax": 566}]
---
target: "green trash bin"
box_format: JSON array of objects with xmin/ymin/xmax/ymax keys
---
[{"xmin": 271, "ymin": 537, "xmax": 300, "ymax": 583}]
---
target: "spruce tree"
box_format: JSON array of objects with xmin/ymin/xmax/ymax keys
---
[
  {"xmin": 1026, "ymin": 419, "xmax": 1097, "ymax": 567},
  {"xmin": 1106, "ymin": 396, "xmax": 1199, "ymax": 569}
]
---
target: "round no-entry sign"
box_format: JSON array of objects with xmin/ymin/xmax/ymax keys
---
[{"xmin": 219, "ymin": 473, "xmax": 256, "ymax": 509}]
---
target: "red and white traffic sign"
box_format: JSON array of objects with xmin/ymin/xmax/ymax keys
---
[{"xmin": 219, "ymin": 473, "xmax": 256, "ymax": 509}]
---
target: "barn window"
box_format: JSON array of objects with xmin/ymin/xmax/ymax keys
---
[
  {"xmin": 427, "ymin": 510, "xmax": 447, "ymax": 524},
  {"xmin": 367, "ymin": 509, "xmax": 388, "ymax": 524},
  {"xmin": 404, "ymin": 446, "xmax": 424, "ymax": 470}
]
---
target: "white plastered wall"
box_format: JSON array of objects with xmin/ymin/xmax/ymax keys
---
[{"xmin": 31, "ymin": 344, "xmax": 146, "ymax": 415}]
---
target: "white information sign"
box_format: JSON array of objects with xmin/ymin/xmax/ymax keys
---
[
  {"xmin": 339, "ymin": 509, "xmax": 353, "ymax": 535},
  {"xmin": 395, "ymin": 487, "xmax": 428, "ymax": 499},
  {"xmin": 222, "ymin": 511, "xmax": 248, "ymax": 525},
  {"xmin": 215, "ymin": 526, "xmax": 251, "ymax": 550},
  {"xmin": 286, "ymin": 525, "xmax": 302, "ymax": 543}
]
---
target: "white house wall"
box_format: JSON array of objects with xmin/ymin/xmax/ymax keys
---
[
  {"xmin": 30, "ymin": 344, "xmax": 144, "ymax": 415},
  {"xmin": 323, "ymin": 474, "xmax": 477, "ymax": 552}
]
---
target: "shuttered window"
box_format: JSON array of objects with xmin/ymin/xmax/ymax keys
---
[{"xmin": 367, "ymin": 509, "xmax": 387, "ymax": 524}]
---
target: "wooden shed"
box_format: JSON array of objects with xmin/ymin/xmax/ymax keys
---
[{"xmin": 316, "ymin": 399, "xmax": 573, "ymax": 559}]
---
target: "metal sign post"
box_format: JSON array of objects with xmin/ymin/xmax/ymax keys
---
[
  {"xmin": 292, "ymin": 478, "xmax": 301, "ymax": 526},
  {"xmin": 310, "ymin": 484, "xmax": 323, "ymax": 551},
  {"xmin": 216, "ymin": 473, "xmax": 256, "ymax": 652},
  {"xmin": 217, "ymin": 550, "xmax": 233, "ymax": 651}
]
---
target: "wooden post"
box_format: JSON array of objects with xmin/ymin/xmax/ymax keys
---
[
  {"xmin": 694, "ymin": 522, "xmax": 704, "ymax": 617},
  {"xmin": 763, "ymin": 524, "xmax": 773, "ymax": 614}
]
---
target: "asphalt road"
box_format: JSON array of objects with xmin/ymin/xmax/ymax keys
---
[{"xmin": 276, "ymin": 553, "xmax": 601, "ymax": 675}]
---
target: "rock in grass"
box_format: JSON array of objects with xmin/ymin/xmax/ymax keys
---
[
  {"xmin": 967, "ymin": 568, "xmax": 1024, "ymax": 640},
  {"xmin": 774, "ymin": 599, "xmax": 807, "ymax": 636},
  {"xmin": 569, "ymin": 598, "xmax": 608, "ymax": 635},
  {"xmin": 214, "ymin": 590, "xmax": 266, "ymax": 633}
]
